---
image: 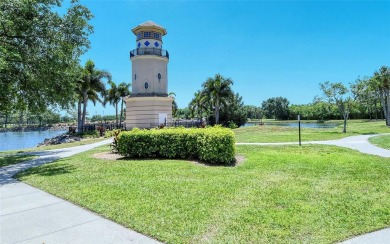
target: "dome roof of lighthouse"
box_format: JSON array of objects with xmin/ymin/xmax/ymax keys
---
[{"xmin": 132, "ymin": 20, "xmax": 167, "ymax": 35}]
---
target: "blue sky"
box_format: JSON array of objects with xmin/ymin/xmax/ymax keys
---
[{"xmin": 75, "ymin": 0, "xmax": 390, "ymax": 116}]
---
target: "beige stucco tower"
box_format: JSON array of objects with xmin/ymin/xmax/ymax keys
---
[{"xmin": 125, "ymin": 21, "xmax": 173, "ymax": 129}]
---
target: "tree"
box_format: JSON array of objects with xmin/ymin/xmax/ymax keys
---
[
  {"xmin": 0, "ymin": 0, "xmax": 93, "ymax": 113},
  {"xmin": 77, "ymin": 60, "xmax": 110, "ymax": 131},
  {"xmin": 189, "ymin": 90, "xmax": 207, "ymax": 120},
  {"xmin": 320, "ymin": 81, "xmax": 351, "ymax": 133},
  {"xmin": 117, "ymin": 82, "xmax": 131, "ymax": 127},
  {"xmin": 202, "ymin": 74, "xmax": 233, "ymax": 124},
  {"xmin": 104, "ymin": 81, "xmax": 120, "ymax": 128},
  {"xmin": 261, "ymin": 97, "xmax": 290, "ymax": 120},
  {"xmin": 371, "ymin": 66, "xmax": 390, "ymax": 125},
  {"xmin": 243, "ymin": 105, "xmax": 263, "ymax": 120},
  {"xmin": 351, "ymin": 77, "xmax": 380, "ymax": 120},
  {"xmin": 219, "ymin": 92, "xmax": 248, "ymax": 127}
]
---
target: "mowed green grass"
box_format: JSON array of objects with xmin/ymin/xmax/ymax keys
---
[
  {"xmin": 234, "ymin": 120, "xmax": 390, "ymax": 142},
  {"xmin": 369, "ymin": 134, "xmax": 390, "ymax": 149},
  {"xmin": 17, "ymin": 145, "xmax": 390, "ymax": 243}
]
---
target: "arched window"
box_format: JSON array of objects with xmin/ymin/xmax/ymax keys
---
[{"xmin": 144, "ymin": 82, "xmax": 149, "ymax": 89}]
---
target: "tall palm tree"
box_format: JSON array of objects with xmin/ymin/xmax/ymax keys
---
[
  {"xmin": 117, "ymin": 82, "xmax": 131, "ymax": 127},
  {"xmin": 202, "ymin": 74, "xmax": 233, "ymax": 124},
  {"xmin": 189, "ymin": 90, "xmax": 207, "ymax": 120},
  {"xmin": 76, "ymin": 60, "xmax": 110, "ymax": 132},
  {"xmin": 104, "ymin": 81, "xmax": 121, "ymax": 128}
]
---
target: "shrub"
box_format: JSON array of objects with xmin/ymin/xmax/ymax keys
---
[
  {"xmin": 117, "ymin": 126, "xmax": 235, "ymax": 165},
  {"xmin": 228, "ymin": 121, "xmax": 238, "ymax": 129},
  {"xmin": 104, "ymin": 129, "xmax": 121, "ymax": 138}
]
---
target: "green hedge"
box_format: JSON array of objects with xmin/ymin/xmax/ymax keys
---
[{"xmin": 117, "ymin": 126, "xmax": 235, "ymax": 164}]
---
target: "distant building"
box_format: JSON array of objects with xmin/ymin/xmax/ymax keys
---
[{"xmin": 125, "ymin": 21, "xmax": 173, "ymax": 129}]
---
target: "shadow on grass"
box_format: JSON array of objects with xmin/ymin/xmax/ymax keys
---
[
  {"xmin": 0, "ymin": 154, "xmax": 36, "ymax": 168},
  {"xmin": 16, "ymin": 161, "xmax": 76, "ymax": 178},
  {"xmin": 116, "ymin": 155, "xmax": 242, "ymax": 167}
]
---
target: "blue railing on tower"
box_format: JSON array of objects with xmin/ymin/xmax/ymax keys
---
[{"xmin": 130, "ymin": 48, "xmax": 169, "ymax": 59}]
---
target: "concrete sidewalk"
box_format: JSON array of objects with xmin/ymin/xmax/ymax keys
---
[
  {"xmin": 237, "ymin": 134, "xmax": 390, "ymax": 158},
  {"xmin": 0, "ymin": 139, "xmax": 161, "ymax": 244}
]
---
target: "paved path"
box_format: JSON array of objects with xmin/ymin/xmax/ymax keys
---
[
  {"xmin": 0, "ymin": 139, "xmax": 161, "ymax": 244},
  {"xmin": 237, "ymin": 134, "xmax": 390, "ymax": 158}
]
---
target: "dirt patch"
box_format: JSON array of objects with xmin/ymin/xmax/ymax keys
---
[
  {"xmin": 92, "ymin": 151, "xmax": 246, "ymax": 166},
  {"xmin": 235, "ymin": 154, "xmax": 246, "ymax": 166},
  {"xmin": 92, "ymin": 152, "xmax": 125, "ymax": 161}
]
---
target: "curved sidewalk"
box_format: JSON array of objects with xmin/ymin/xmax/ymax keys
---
[
  {"xmin": 0, "ymin": 139, "xmax": 161, "ymax": 244},
  {"xmin": 237, "ymin": 134, "xmax": 390, "ymax": 158}
]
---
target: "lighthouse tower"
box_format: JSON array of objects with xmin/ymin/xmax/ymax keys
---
[{"xmin": 125, "ymin": 21, "xmax": 173, "ymax": 129}]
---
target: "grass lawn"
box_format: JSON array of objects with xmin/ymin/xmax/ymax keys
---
[
  {"xmin": 369, "ymin": 134, "xmax": 390, "ymax": 149},
  {"xmin": 16, "ymin": 144, "xmax": 390, "ymax": 243},
  {"xmin": 0, "ymin": 154, "xmax": 37, "ymax": 167},
  {"xmin": 234, "ymin": 120, "xmax": 390, "ymax": 143}
]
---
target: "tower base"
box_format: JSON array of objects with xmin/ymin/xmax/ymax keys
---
[{"xmin": 125, "ymin": 96, "xmax": 173, "ymax": 129}]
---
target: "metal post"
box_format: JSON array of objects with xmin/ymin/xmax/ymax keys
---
[{"xmin": 298, "ymin": 115, "xmax": 301, "ymax": 146}]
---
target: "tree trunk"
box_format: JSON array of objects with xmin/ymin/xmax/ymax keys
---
[
  {"xmin": 215, "ymin": 97, "xmax": 220, "ymax": 124},
  {"xmin": 82, "ymin": 101, "xmax": 87, "ymax": 129},
  {"xmin": 379, "ymin": 92, "xmax": 388, "ymax": 124},
  {"xmin": 119, "ymin": 99, "xmax": 124, "ymax": 128},
  {"xmin": 115, "ymin": 102, "xmax": 118, "ymax": 129},
  {"xmin": 77, "ymin": 100, "xmax": 82, "ymax": 132},
  {"xmin": 81, "ymin": 91, "xmax": 88, "ymax": 130},
  {"xmin": 386, "ymin": 91, "xmax": 390, "ymax": 126},
  {"xmin": 343, "ymin": 113, "xmax": 347, "ymax": 133}
]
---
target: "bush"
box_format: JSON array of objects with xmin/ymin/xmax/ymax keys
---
[
  {"xmin": 228, "ymin": 121, "xmax": 238, "ymax": 129},
  {"xmin": 117, "ymin": 126, "xmax": 235, "ymax": 165},
  {"xmin": 104, "ymin": 129, "xmax": 121, "ymax": 138}
]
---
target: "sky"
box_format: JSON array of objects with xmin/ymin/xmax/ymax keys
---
[{"xmin": 73, "ymin": 0, "xmax": 389, "ymax": 116}]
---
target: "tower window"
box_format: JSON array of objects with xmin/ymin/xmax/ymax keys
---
[
  {"xmin": 144, "ymin": 82, "xmax": 149, "ymax": 89},
  {"xmin": 137, "ymin": 32, "xmax": 142, "ymax": 39},
  {"xmin": 157, "ymin": 73, "xmax": 161, "ymax": 82},
  {"xmin": 153, "ymin": 33, "xmax": 160, "ymax": 39},
  {"xmin": 144, "ymin": 32, "xmax": 151, "ymax": 38},
  {"xmin": 134, "ymin": 74, "xmax": 137, "ymax": 80}
]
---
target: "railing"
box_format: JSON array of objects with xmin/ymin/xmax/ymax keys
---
[
  {"xmin": 130, "ymin": 48, "xmax": 169, "ymax": 59},
  {"xmin": 69, "ymin": 123, "xmax": 126, "ymax": 133},
  {"xmin": 150, "ymin": 120, "xmax": 204, "ymax": 129}
]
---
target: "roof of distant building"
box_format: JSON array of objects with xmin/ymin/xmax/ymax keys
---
[{"xmin": 132, "ymin": 20, "xmax": 167, "ymax": 35}]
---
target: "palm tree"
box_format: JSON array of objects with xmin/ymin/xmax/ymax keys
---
[
  {"xmin": 202, "ymin": 74, "xmax": 233, "ymax": 124},
  {"xmin": 189, "ymin": 90, "xmax": 207, "ymax": 120},
  {"xmin": 76, "ymin": 60, "xmax": 110, "ymax": 132},
  {"xmin": 104, "ymin": 81, "xmax": 121, "ymax": 128},
  {"xmin": 117, "ymin": 82, "xmax": 131, "ymax": 127}
]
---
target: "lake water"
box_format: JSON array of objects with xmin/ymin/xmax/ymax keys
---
[
  {"xmin": 244, "ymin": 122, "xmax": 338, "ymax": 128},
  {"xmin": 0, "ymin": 130, "xmax": 67, "ymax": 152}
]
